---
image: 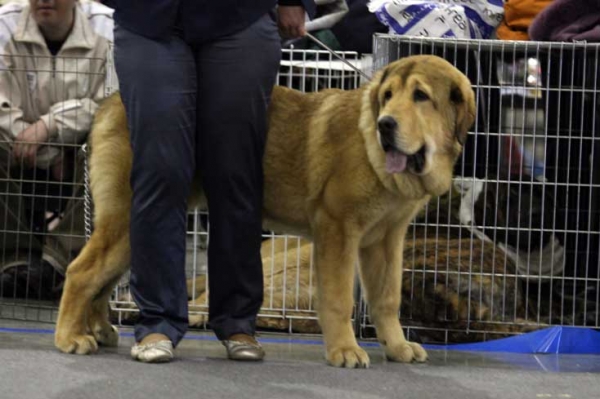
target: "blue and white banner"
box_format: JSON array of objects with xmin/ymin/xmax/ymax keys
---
[{"xmin": 368, "ymin": 0, "xmax": 504, "ymax": 39}]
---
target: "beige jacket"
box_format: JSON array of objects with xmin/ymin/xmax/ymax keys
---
[{"xmin": 0, "ymin": 0, "xmax": 117, "ymax": 168}]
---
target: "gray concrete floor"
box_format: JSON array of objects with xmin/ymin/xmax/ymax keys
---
[{"xmin": 1, "ymin": 319, "xmax": 600, "ymax": 399}]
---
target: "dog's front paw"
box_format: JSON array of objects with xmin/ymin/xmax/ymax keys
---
[
  {"xmin": 384, "ymin": 341, "xmax": 428, "ymax": 363},
  {"xmin": 55, "ymin": 333, "xmax": 99, "ymax": 355},
  {"xmin": 327, "ymin": 345, "xmax": 370, "ymax": 368}
]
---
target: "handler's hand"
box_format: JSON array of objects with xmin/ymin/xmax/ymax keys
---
[
  {"xmin": 278, "ymin": 6, "xmax": 306, "ymax": 39},
  {"xmin": 13, "ymin": 119, "xmax": 50, "ymax": 168}
]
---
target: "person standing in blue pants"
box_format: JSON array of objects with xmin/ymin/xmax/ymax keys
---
[{"xmin": 112, "ymin": 0, "xmax": 315, "ymax": 363}]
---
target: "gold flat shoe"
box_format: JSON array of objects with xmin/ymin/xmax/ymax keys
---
[
  {"xmin": 222, "ymin": 335, "xmax": 265, "ymax": 361},
  {"xmin": 131, "ymin": 340, "xmax": 174, "ymax": 363}
]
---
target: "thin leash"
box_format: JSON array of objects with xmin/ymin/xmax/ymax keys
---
[{"xmin": 304, "ymin": 32, "xmax": 372, "ymax": 82}]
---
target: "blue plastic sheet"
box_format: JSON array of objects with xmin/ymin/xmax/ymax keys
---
[{"xmin": 423, "ymin": 327, "xmax": 600, "ymax": 354}]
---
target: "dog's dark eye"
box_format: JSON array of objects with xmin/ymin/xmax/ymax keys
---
[
  {"xmin": 383, "ymin": 90, "xmax": 393, "ymax": 103},
  {"xmin": 413, "ymin": 89, "xmax": 429, "ymax": 102}
]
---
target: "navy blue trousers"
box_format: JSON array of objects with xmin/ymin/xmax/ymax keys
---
[{"xmin": 114, "ymin": 14, "xmax": 281, "ymax": 345}]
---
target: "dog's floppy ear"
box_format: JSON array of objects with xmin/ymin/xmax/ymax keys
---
[
  {"xmin": 450, "ymin": 79, "xmax": 476, "ymax": 146},
  {"xmin": 370, "ymin": 65, "xmax": 390, "ymax": 122}
]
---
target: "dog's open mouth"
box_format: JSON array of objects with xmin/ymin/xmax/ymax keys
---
[{"xmin": 385, "ymin": 145, "xmax": 426, "ymax": 174}]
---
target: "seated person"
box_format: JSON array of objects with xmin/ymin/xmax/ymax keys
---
[{"xmin": 0, "ymin": 0, "xmax": 117, "ymax": 298}]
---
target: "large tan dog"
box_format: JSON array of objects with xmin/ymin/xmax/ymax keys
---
[{"xmin": 54, "ymin": 55, "xmax": 475, "ymax": 368}]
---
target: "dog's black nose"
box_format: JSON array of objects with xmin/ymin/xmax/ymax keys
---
[
  {"xmin": 378, "ymin": 116, "xmax": 398, "ymax": 134},
  {"xmin": 378, "ymin": 116, "xmax": 398, "ymax": 151}
]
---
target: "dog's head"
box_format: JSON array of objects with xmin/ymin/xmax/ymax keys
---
[{"xmin": 361, "ymin": 55, "xmax": 475, "ymax": 198}]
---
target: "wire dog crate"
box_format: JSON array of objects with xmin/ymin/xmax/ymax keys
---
[
  {"xmin": 3, "ymin": 40, "xmax": 599, "ymax": 347},
  {"xmin": 361, "ymin": 35, "xmax": 600, "ymax": 344}
]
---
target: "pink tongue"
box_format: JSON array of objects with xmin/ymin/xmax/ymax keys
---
[{"xmin": 386, "ymin": 151, "xmax": 408, "ymax": 173}]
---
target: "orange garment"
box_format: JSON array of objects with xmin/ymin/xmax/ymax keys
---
[{"xmin": 496, "ymin": 0, "xmax": 553, "ymax": 40}]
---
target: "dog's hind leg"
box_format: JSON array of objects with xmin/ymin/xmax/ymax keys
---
[
  {"xmin": 359, "ymin": 229, "xmax": 428, "ymax": 363},
  {"xmin": 54, "ymin": 93, "xmax": 134, "ymax": 354},
  {"xmin": 88, "ymin": 290, "xmax": 120, "ymax": 348},
  {"xmin": 87, "ymin": 235, "xmax": 131, "ymax": 348},
  {"xmin": 54, "ymin": 222, "xmax": 130, "ymax": 355}
]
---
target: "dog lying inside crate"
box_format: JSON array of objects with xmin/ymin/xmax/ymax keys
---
[{"xmin": 55, "ymin": 55, "xmax": 476, "ymax": 367}]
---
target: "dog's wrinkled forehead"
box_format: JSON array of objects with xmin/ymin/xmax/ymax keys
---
[
  {"xmin": 380, "ymin": 58, "xmax": 463, "ymax": 94},
  {"xmin": 379, "ymin": 60, "xmax": 416, "ymax": 88}
]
